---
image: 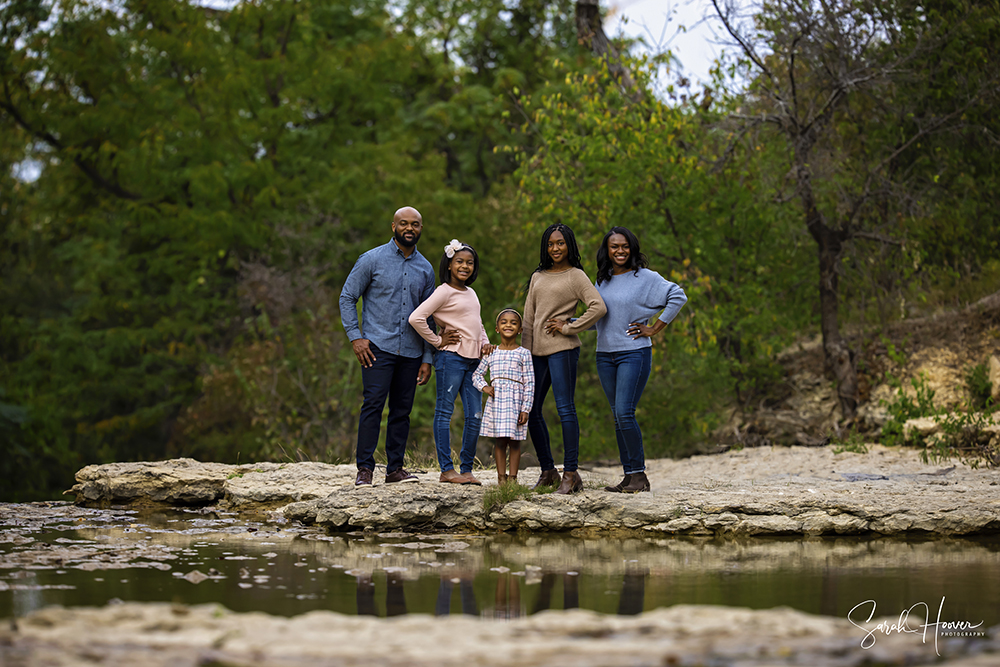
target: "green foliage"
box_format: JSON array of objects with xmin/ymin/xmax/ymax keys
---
[
  {"xmin": 884, "ymin": 338, "xmax": 908, "ymax": 368},
  {"xmin": 171, "ymin": 305, "xmax": 363, "ymax": 464},
  {"xmin": 880, "ymin": 374, "xmax": 937, "ymax": 446},
  {"xmin": 2, "ymin": 0, "xmax": 997, "ymax": 502},
  {"xmin": 929, "ymin": 409, "xmax": 1000, "ymax": 468},
  {"xmin": 505, "ymin": 56, "xmax": 811, "ymax": 450},
  {"xmin": 964, "ymin": 363, "xmax": 994, "ymax": 412},
  {"xmin": 875, "ymin": 364, "xmax": 998, "ymax": 468},
  {"xmin": 1, "ymin": 0, "xmax": 586, "ymax": 499},
  {"xmin": 831, "ymin": 430, "xmax": 869, "ymax": 455}
]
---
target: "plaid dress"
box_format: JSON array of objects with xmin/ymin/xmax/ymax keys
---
[{"xmin": 472, "ymin": 347, "xmax": 535, "ymax": 439}]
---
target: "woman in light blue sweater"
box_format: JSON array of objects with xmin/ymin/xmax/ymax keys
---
[{"xmin": 593, "ymin": 227, "xmax": 687, "ymax": 493}]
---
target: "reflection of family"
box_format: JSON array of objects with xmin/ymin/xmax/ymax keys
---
[{"xmin": 339, "ymin": 206, "xmax": 687, "ymax": 493}]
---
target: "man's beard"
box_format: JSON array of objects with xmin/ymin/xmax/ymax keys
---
[{"xmin": 394, "ymin": 229, "xmax": 420, "ymax": 248}]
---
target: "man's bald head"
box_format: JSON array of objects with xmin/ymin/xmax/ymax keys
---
[
  {"xmin": 392, "ymin": 206, "xmax": 423, "ymax": 249},
  {"xmin": 394, "ymin": 206, "xmax": 422, "ymax": 224}
]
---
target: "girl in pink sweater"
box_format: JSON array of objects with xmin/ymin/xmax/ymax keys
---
[{"xmin": 409, "ymin": 240, "xmax": 494, "ymax": 485}]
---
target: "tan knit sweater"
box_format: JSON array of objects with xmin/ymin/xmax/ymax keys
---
[{"xmin": 522, "ymin": 267, "xmax": 607, "ymax": 357}]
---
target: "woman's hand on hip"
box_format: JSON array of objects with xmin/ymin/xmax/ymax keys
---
[
  {"xmin": 628, "ymin": 321, "xmax": 663, "ymax": 339},
  {"xmin": 544, "ymin": 318, "xmax": 568, "ymax": 336}
]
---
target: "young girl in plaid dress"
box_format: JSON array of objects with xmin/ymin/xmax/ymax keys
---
[{"xmin": 473, "ymin": 309, "xmax": 535, "ymax": 484}]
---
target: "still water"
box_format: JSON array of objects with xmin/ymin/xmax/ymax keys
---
[{"xmin": 2, "ymin": 503, "xmax": 999, "ymax": 626}]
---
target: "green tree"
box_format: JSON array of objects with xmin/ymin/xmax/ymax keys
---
[
  {"xmin": 0, "ymin": 0, "xmax": 465, "ymax": 499},
  {"xmin": 710, "ymin": 0, "xmax": 1000, "ymax": 421},
  {"xmin": 504, "ymin": 56, "xmax": 812, "ymax": 450}
]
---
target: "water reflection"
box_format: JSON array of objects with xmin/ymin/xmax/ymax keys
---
[
  {"xmin": 2, "ymin": 504, "xmax": 1000, "ymax": 628},
  {"xmin": 618, "ymin": 569, "xmax": 647, "ymax": 615},
  {"xmin": 533, "ymin": 572, "xmax": 579, "ymax": 613}
]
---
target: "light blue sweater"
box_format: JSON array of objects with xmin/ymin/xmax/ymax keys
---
[{"xmin": 594, "ymin": 268, "xmax": 688, "ymax": 353}]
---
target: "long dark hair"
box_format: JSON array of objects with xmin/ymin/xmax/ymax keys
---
[
  {"xmin": 596, "ymin": 226, "xmax": 648, "ymax": 285},
  {"xmin": 525, "ymin": 223, "xmax": 584, "ymax": 291},
  {"xmin": 438, "ymin": 243, "xmax": 480, "ymax": 286}
]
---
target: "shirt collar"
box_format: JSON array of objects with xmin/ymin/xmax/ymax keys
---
[{"xmin": 388, "ymin": 238, "xmax": 421, "ymax": 261}]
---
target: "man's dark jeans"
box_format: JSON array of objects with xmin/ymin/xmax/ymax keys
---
[{"xmin": 357, "ymin": 343, "xmax": 422, "ymax": 474}]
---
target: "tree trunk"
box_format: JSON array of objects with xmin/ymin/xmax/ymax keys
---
[
  {"xmin": 800, "ymin": 166, "xmax": 858, "ymax": 422},
  {"xmin": 575, "ymin": 0, "xmax": 635, "ymax": 91}
]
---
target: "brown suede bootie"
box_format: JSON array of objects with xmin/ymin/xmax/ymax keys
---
[
  {"xmin": 604, "ymin": 474, "xmax": 632, "ymax": 493},
  {"xmin": 532, "ymin": 468, "xmax": 562, "ymax": 490},
  {"xmin": 555, "ymin": 470, "xmax": 583, "ymax": 495},
  {"xmin": 621, "ymin": 471, "xmax": 650, "ymax": 493}
]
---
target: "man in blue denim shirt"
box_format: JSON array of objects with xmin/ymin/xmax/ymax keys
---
[{"xmin": 340, "ymin": 206, "xmax": 436, "ymax": 486}]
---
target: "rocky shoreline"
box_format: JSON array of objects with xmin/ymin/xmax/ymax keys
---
[
  {"xmin": 68, "ymin": 444, "xmax": 1000, "ymax": 536},
  {"xmin": 6, "ymin": 444, "xmax": 1000, "ymax": 667},
  {"xmin": 2, "ymin": 600, "xmax": 997, "ymax": 667}
]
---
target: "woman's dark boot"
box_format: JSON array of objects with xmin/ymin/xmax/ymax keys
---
[
  {"xmin": 604, "ymin": 474, "xmax": 632, "ymax": 493},
  {"xmin": 532, "ymin": 468, "xmax": 562, "ymax": 490},
  {"xmin": 555, "ymin": 470, "xmax": 583, "ymax": 495},
  {"xmin": 621, "ymin": 471, "xmax": 650, "ymax": 493}
]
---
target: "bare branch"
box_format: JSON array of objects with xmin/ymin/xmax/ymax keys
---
[
  {"xmin": 710, "ymin": 0, "xmax": 774, "ymax": 82},
  {"xmin": 852, "ymin": 231, "xmax": 903, "ymax": 245}
]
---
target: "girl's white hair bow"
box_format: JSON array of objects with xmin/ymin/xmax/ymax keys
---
[{"xmin": 444, "ymin": 239, "xmax": 465, "ymax": 258}]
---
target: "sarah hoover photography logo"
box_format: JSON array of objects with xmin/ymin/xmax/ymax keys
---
[{"xmin": 849, "ymin": 597, "xmax": 985, "ymax": 655}]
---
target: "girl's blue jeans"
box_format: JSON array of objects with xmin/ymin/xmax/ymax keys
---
[
  {"xmin": 527, "ymin": 347, "xmax": 581, "ymax": 472},
  {"xmin": 595, "ymin": 347, "xmax": 651, "ymax": 474},
  {"xmin": 433, "ymin": 350, "xmax": 482, "ymax": 473}
]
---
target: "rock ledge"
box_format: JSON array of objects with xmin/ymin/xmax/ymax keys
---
[{"xmin": 68, "ymin": 445, "xmax": 1000, "ymax": 536}]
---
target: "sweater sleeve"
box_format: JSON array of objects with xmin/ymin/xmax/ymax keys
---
[
  {"xmin": 408, "ymin": 285, "xmax": 447, "ymax": 348},
  {"xmin": 519, "ymin": 349, "xmax": 535, "ymax": 414},
  {"xmin": 472, "ymin": 356, "xmax": 490, "ymax": 392},
  {"xmin": 561, "ymin": 270, "xmax": 607, "ymax": 335},
  {"xmin": 521, "ymin": 275, "xmax": 536, "ymax": 353},
  {"xmin": 648, "ymin": 272, "xmax": 688, "ymax": 325}
]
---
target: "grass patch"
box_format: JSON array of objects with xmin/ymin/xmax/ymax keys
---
[
  {"xmin": 483, "ymin": 480, "xmax": 534, "ymax": 512},
  {"xmin": 831, "ymin": 430, "xmax": 869, "ymax": 454}
]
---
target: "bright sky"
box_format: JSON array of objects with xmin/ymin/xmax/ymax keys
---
[{"xmin": 607, "ymin": 0, "xmax": 723, "ymax": 86}]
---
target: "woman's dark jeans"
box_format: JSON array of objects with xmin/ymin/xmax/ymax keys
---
[
  {"xmin": 595, "ymin": 347, "xmax": 652, "ymax": 474},
  {"xmin": 528, "ymin": 347, "xmax": 581, "ymax": 472}
]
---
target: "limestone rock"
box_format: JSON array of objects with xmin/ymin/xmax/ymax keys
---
[
  {"xmin": 70, "ymin": 446, "xmax": 1000, "ymax": 537},
  {"xmin": 224, "ymin": 462, "xmax": 356, "ymax": 506},
  {"xmin": 904, "ymin": 416, "xmax": 941, "ymax": 439},
  {"xmin": 308, "ymin": 483, "xmax": 486, "ymax": 531},
  {"xmin": 69, "ymin": 459, "xmax": 236, "ymax": 505},
  {"xmin": 70, "ymin": 460, "xmax": 360, "ymax": 509},
  {"xmin": 1, "ymin": 601, "xmax": 996, "ymax": 667}
]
